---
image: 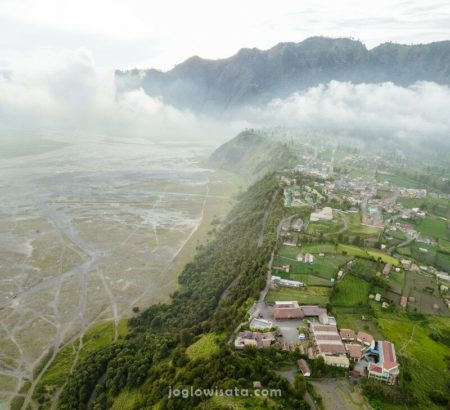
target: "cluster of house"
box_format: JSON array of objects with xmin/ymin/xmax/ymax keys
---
[
  {"xmin": 236, "ymin": 301, "xmax": 400, "ymax": 384},
  {"xmin": 234, "ymin": 330, "xmax": 276, "ymax": 349},
  {"xmin": 294, "ymin": 165, "xmax": 332, "ymax": 179},
  {"xmin": 283, "ymin": 185, "xmax": 305, "ymax": 208},
  {"xmin": 361, "ymin": 203, "xmax": 384, "ymax": 228},
  {"xmin": 400, "ymin": 188, "xmax": 427, "ymax": 198},
  {"xmin": 280, "ymin": 174, "xmax": 327, "ymax": 208},
  {"xmin": 296, "ymin": 253, "xmax": 315, "ymax": 263},
  {"xmin": 297, "ymin": 326, "xmax": 400, "ymax": 384}
]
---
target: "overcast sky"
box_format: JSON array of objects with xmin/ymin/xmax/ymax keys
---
[{"xmin": 1, "ymin": 0, "xmax": 450, "ymax": 70}]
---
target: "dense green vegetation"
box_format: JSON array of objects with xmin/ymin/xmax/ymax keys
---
[
  {"xmin": 33, "ymin": 321, "xmax": 128, "ymax": 406},
  {"xmin": 417, "ymin": 217, "xmax": 450, "ymax": 241},
  {"xmin": 57, "ymin": 174, "xmax": 308, "ymax": 409},
  {"xmin": 185, "ymin": 333, "xmax": 220, "ymax": 361}
]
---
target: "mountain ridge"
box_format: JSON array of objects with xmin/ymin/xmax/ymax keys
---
[
  {"xmin": 209, "ymin": 130, "xmax": 297, "ymax": 182},
  {"xmin": 115, "ymin": 36, "xmax": 450, "ymax": 112}
]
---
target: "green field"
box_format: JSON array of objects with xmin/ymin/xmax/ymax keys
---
[
  {"xmin": 347, "ymin": 213, "xmax": 382, "ymax": 236},
  {"xmin": 34, "ymin": 320, "xmax": 128, "ymax": 402},
  {"xmin": 284, "ymin": 243, "xmax": 400, "ymax": 267},
  {"xmin": 298, "ymin": 243, "xmax": 337, "ymax": 254},
  {"xmin": 337, "ymin": 244, "xmax": 399, "ymax": 265},
  {"xmin": 376, "ymin": 311, "xmax": 450, "ymax": 409},
  {"xmin": 397, "ymin": 197, "xmax": 449, "ymax": 219},
  {"xmin": 111, "ymin": 390, "xmax": 141, "ymax": 410},
  {"xmin": 397, "ymin": 240, "xmax": 450, "ymax": 271},
  {"xmin": 397, "ymin": 197, "xmax": 426, "ymax": 209},
  {"xmin": 436, "ymin": 252, "xmax": 450, "ymax": 272},
  {"xmin": 335, "ymin": 305, "xmax": 450, "ymax": 409},
  {"xmin": 265, "ymin": 285, "xmax": 331, "ymax": 305},
  {"xmin": 376, "ymin": 173, "xmax": 423, "ymax": 189},
  {"xmin": 186, "ymin": 333, "xmax": 220, "ymax": 361},
  {"xmin": 334, "ymin": 310, "xmax": 381, "ymax": 339},
  {"xmin": 273, "ymin": 250, "xmax": 347, "ymax": 287},
  {"xmin": 332, "ymin": 275, "xmax": 371, "ymax": 307},
  {"xmin": 439, "ymin": 239, "xmax": 450, "ymax": 253},
  {"xmin": 388, "ymin": 271, "xmax": 406, "ymax": 294},
  {"xmin": 208, "ymin": 395, "xmax": 279, "ymax": 409},
  {"xmin": 417, "ymin": 217, "xmax": 449, "ymax": 241},
  {"xmin": 409, "ymin": 241, "xmax": 437, "ymax": 265},
  {"xmin": 307, "ymin": 218, "xmax": 344, "ymax": 236},
  {"xmin": 386, "ymin": 229, "xmax": 408, "ymax": 241}
]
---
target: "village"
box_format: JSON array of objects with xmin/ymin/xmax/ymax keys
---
[
  {"xmin": 231, "ymin": 159, "xmax": 449, "ymax": 408},
  {"xmin": 279, "ymin": 166, "xmax": 450, "ymax": 311},
  {"xmin": 235, "ymin": 301, "xmax": 400, "ymax": 386}
]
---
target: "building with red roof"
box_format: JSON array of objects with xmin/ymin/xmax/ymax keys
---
[
  {"xmin": 272, "ymin": 301, "xmax": 304, "ymax": 320},
  {"xmin": 357, "ymin": 331, "xmax": 374, "ymax": 348},
  {"xmin": 367, "ymin": 340, "xmax": 400, "ymax": 385},
  {"xmin": 345, "ymin": 344, "xmax": 363, "ymax": 361},
  {"xmin": 339, "ymin": 328, "xmax": 356, "ymax": 341}
]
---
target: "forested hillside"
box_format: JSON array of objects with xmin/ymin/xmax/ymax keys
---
[
  {"xmin": 57, "ymin": 174, "xmax": 307, "ymax": 409},
  {"xmin": 209, "ymin": 130, "xmax": 297, "ymax": 181},
  {"xmin": 116, "ymin": 37, "xmax": 450, "ymax": 112}
]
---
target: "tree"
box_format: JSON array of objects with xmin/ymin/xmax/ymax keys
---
[
  {"xmin": 180, "ymin": 329, "xmax": 193, "ymax": 347},
  {"xmin": 294, "ymin": 372, "xmax": 307, "ymax": 397}
]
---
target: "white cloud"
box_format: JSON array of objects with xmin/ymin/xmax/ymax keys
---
[
  {"xmin": 0, "ymin": 49, "xmax": 237, "ymax": 142},
  {"xmin": 1, "ymin": 50, "xmax": 449, "ymax": 148},
  {"xmin": 244, "ymin": 81, "xmax": 450, "ymax": 142}
]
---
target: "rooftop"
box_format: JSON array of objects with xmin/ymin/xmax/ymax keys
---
[
  {"xmin": 302, "ymin": 305, "xmax": 327, "ymax": 317},
  {"xmin": 340, "ymin": 329, "xmax": 356, "ymax": 340},
  {"xmin": 317, "ymin": 343, "xmax": 347, "ymax": 355},
  {"xmin": 357, "ymin": 331, "xmax": 374, "ymax": 345},
  {"xmin": 273, "ymin": 307, "xmax": 303, "ymax": 320},
  {"xmin": 311, "ymin": 324, "xmax": 338, "ymax": 333},
  {"xmin": 380, "ymin": 340, "xmax": 399, "ymax": 371},
  {"xmin": 345, "ymin": 344, "xmax": 362, "ymax": 359}
]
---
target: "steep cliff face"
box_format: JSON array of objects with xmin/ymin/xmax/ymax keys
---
[{"xmin": 115, "ymin": 37, "xmax": 450, "ymax": 113}]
